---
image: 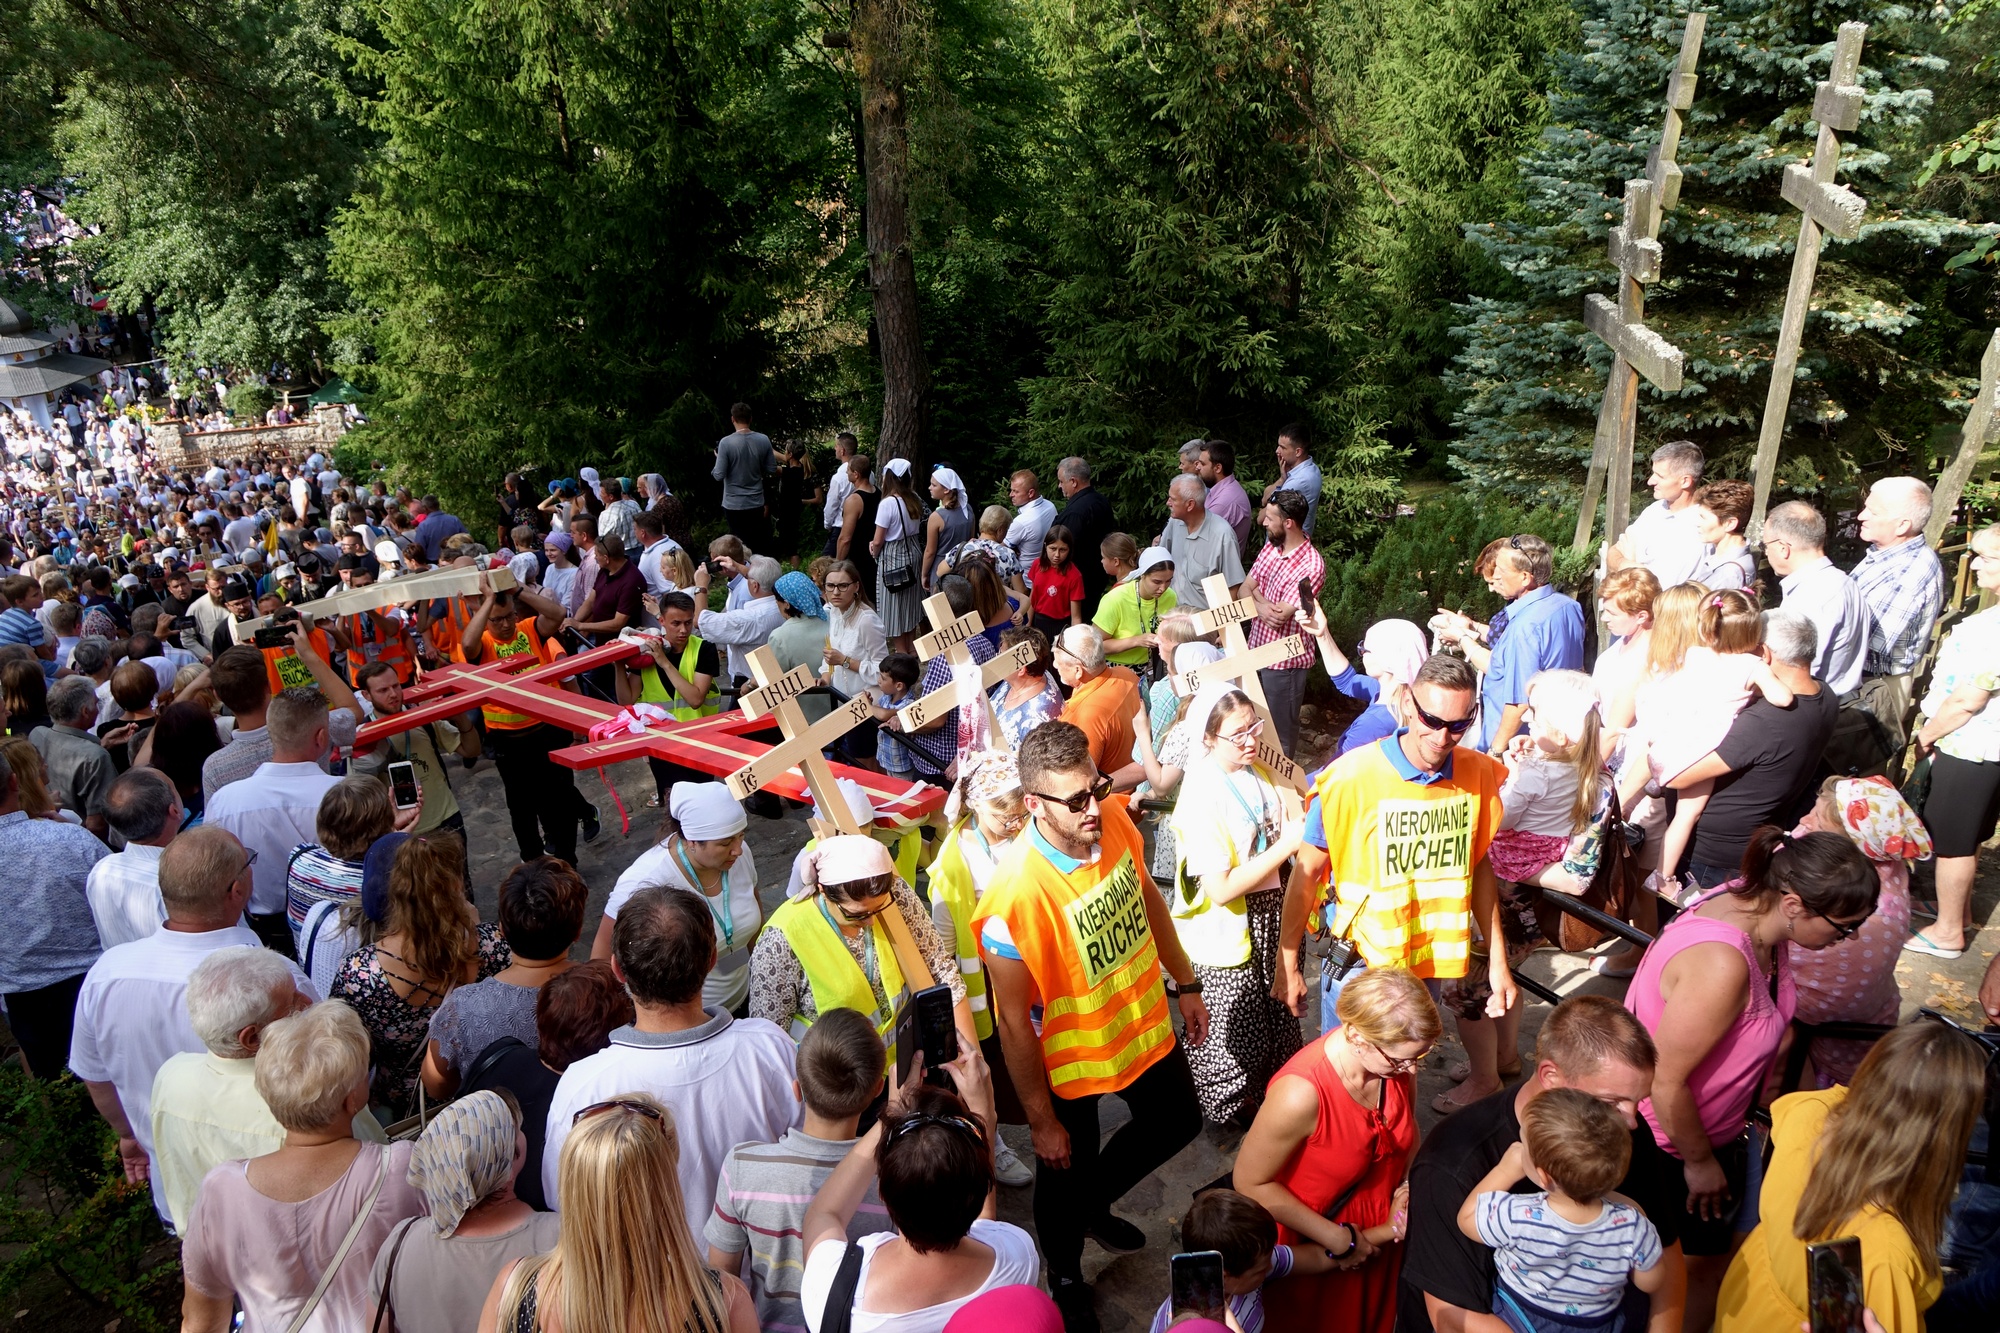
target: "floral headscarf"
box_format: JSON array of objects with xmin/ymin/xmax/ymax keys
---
[{"xmin": 1833, "ymin": 775, "xmax": 1933, "ymax": 864}]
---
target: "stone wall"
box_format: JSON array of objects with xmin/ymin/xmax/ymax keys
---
[{"xmin": 146, "ymin": 405, "xmax": 347, "ymax": 467}]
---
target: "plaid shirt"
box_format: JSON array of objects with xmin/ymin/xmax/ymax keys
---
[
  {"xmin": 1245, "ymin": 537, "xmax": 1326, "ymax": 671},
  {"xmin": 1852, "ymin": 536, "xmax": 1944, "ymax": 676}
]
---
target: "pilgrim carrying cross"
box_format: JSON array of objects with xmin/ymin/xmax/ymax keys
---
[
  {"xmin": 1572, "ymin": 14, "xmax": 1704, "ymax": 553},
  {"xmin": 1746, "ymin": 21, "xmax": 1871, "ymax": 541},
  {"xmin": 725, "ymin": 646, "xmax": 872, "ymax": 837},
  {"xmin": 894, "ymin": 592, "xmax": 1041, "ymax": 741},
  {"xmin": 1171, "ymin": 573, "xmax": 1309, "ymax": 812},
  {"xmin": 1926, "ymin": 328, "xmax": 2000, "ymax": 548}
]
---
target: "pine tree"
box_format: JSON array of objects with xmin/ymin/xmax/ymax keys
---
[{"xmin": 1447, "ymin": 0, "xmax": 2000, "ymax": 507}]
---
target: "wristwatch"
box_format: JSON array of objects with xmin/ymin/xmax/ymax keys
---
[{"xmin": 1174, "ymin": 978, "xmax": 1203, "ymax": 995}]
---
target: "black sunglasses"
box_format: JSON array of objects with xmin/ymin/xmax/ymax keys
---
[
  {"xmin": 1409, "ymin": 697, "xmax": 1476, "ymax": 736},
  {"xmin": 1030, "ymin": 774, "xmax": 1114, "ymax": 813},
  {"xmin": 573, "ymin": 1097, "xmax": 666, "ymax": 1128}
]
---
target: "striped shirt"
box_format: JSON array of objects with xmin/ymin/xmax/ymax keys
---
[
  {"xmin": 704, "ymin": 1129, "xmax": 891, "ymax": 1333},
  {"xmin": 1475, "ymin": 1191, "xmax": 1662, "ymax": 1318},
  {"xmin": 1851, "ymin": 535, "xmax": 1944, "ymax": 676},
  {"xmin": 0, "ymin": 606, "xmax": 44, "ymax": 650},
  {"xmin": 1147, "ymin": 1243, "xmax": 1294, "ymax": 1333}
]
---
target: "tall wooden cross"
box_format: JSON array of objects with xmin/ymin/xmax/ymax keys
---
[
  {"xmin": 1572, "ymin": 14, "xmax": 1704, "ymax": 553},
  {"xmin": 1746, "ymin": 21, "xmax": 1871, "ymax": 541},
  {"xmin": 236, "ymin": 564, "xmax": 517, "ymax": 640},
  {"xmin": 894, "ymin": 592, "xmax": 1040, "ymax": 741},
  {"xmin": 1171, "ymin": 573, "xmax": 1310, "ymax": 813},
  {"xmin": 727, "ymin": 646, "xmax": 872, "ymax": 837},
  {"xmin": 1926, "ymin": 328, "xmax": 2000, "ymax": 547}
]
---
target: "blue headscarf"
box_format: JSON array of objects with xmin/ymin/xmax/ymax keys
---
[{"xmin": 774, "ymin": 570, "xmax": 825, "ymax": 620}]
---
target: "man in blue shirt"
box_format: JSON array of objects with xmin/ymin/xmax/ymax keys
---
[
  {"xmin": 1435, "ymin": 534, "xmax": 1585, "ymax": 755},
  {"xmin": 410, "ymin": 496, "xmax": 468, "ymax": 563},
  {"xmin": 1270, "ymin": 421, "xmax": 1325, "ymax": 538}
]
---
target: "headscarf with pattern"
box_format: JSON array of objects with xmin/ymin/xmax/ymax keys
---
[
  {"xmin": 407, "ymin": 1090, "xmax": 520, "ymax": 1233},
  {"xmin": 1833, "ymin": 775, "xmax": 1933, "ymax": 864}
]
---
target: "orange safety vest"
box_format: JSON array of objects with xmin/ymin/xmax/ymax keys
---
[
  {"xmin": 260, "ymin": 642, "xmax": 318, "ymax": 695},
  {"xmin": 340, "ymin": 610, "xmax": 416, "ymax": 688},
  {"xmin": 476, "ymin": 623, "xmax": 562, "ymax": 729},
  {"xmin": 970, "ymin": 802, "xmax": 1172, "ymax": 1098},
  {"xmin": 425, "ymin": 596, "xmax": 470, "ymax": 666}
]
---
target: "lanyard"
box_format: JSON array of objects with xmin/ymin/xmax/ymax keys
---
[
  {"xmin": 1221, "ymin": 766, "xmax": 1277, "ymax": 854},
  {"xmin": 674, "ymin": 838, "xmax": 736, "ymax": 951},
  {"xmin": 817, "ymin": 895, "xmax": 885, "ymax": 1006}
]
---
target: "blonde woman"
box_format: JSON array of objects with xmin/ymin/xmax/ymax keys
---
[
  {"xmin": 0, "ymin": 736, "xmax": 76, "ymax": 823},
  {"xmin": 1235, "ymin": 967, "xmax": 1441, "ymax": 1333},
  {"xmin": 477, "ymin": 1093, "xmax": 757, "ymax": 1333},
  {"xmin": 1717, "ymin": 1021, "xmax": 1986, "ymax": 1332}
]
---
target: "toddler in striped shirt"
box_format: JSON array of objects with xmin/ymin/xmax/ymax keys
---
[{"xmin": 1456, "ymin": 1088, "xmax": 1665, "ymax": 1333}]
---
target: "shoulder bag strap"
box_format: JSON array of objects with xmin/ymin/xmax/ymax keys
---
[
  {"xmin": 821, "ymin": 1242, "xmax": 865, "ymax": 1333},
  {"xmin": 287, "ymin": 1146, "xmax": 389, "ymax": 1333},
  {"xmin": 370, "ymin": 1217, "xmax": 418, "ymax": 1333},
  {"xmin": 460, "ymin": 1036, "xmax": 527, "ymax": 1094}
]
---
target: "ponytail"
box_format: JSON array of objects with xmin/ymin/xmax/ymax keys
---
[
  {"xmin": 1733, "ymin": 826, "xmax": 1878, "ymax": 919},
  {"xmin": 1565, "ymin": 707, "xmax": 1607, "ymax": 834}
]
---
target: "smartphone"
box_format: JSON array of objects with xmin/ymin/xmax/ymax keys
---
[
  {"xmin": 1170, "ymin": 1251, "xmax": 1227, "ymax": 1323},
  {"xmin": 170, "ymin": 615, "xmax": 196, "ymax": 634},
  {"xmin": 386, "ymin": 760, "xmax": 421, "ymax": 810},
  {"xmin": 252, "ymin": 624, "xmax": 295, "ymax": 650},
  {"xmin": 914, "ymin": 983, "xmax": 958, "ymax": 1085},
  {"xmin": 1297, "ymin": 577, "xmax": 1317, "ymax": 618},
  {"xmin": 1806, "ymin": 1237, "xmax": 1866, "ymax": 1333},
  {"xmin": 893, "ymin": 991, "xmax": 919, "ymax": 1088}
]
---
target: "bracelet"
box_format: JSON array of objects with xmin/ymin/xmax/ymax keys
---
[
  {"xmin": 1324, "ymin": 1222, "xmax": 1357, "ymax": 1258},
  {"xmin": 1175, "ymin": 979, "xmax": 1203, "ymax": 995}
]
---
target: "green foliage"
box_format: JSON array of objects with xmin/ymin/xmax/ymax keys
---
[
  {"xmin": 1448, "ymin": 0, "xmax": 2000, "ymax": 509},
  {"xmin": 1319, "ymin": 491, "xmax": 1581, "ymax": 643},
  {"xmin": 224, "ymin": 381, "xmax": 277, "ymax": 422},
  {"xmin": 328, "ymin": 0, "xmax": 854, "ymax": 518},
  {"xmin": 0, "ymin": 1072, "xmax": 177, "ymax": 1330}
]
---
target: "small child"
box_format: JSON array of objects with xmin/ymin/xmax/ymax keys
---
[
  {"xmin": 1494, "ymin": 670, "xmax": 1612, "ymax": 897},
  {"xmin": 705, "ymin": 1010, "xmax": 890, "ymax": 1333},
  {"xmin": 1147, "ymin": 1189, "xmax": 1333, "ymax": 1333},
  {"xmin": 871, "ymin": 652, "xmax": 921, "ymax": 780},
  {"xmin": 1621, "ymin": 588, "xmax": 1794, "ymax": 897},
  {"xmin": 1457, "ymin": 1088, "xmax": 1664, "ymax": 1333},
  {"xmin": 1027, "ymin": 523, "xmax": 1085, "ymax": 640}
]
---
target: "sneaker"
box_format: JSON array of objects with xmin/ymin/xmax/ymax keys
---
[
  {"xmin": 992, "ymin": 1137, "xmax": 1033, "ymax": 1187},
  {"xmin": 1086, "ymin": 1212, "xmax": 1146, "ymax": 1254},
  {"xmin": 1051, "ymin": 1277, "xmax": 1098, "ymax": 1333},
  {"xmin": 581, "ymin": 805, "xmax": 602, "ymax": 844}
]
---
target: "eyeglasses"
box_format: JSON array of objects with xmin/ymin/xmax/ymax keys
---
[
  {"xmin": 1030, "ymin": 774, "xmax": 1114, "ymax": 813},
  {"xmin": 573, "ymin": 1097, "xmax": 666, "ymax": 1128},
  {"xmin": 824, "ymin": 579, "xmax": 856, "ymax": 590},
  {"xmin": 1219, "ymin": 719, "xmax": 1265, "ymax": 748},
  {"xmin": 1817, "ymin": 912, "xmax": 1867, "ymax": 942},
  {"xmin": 236, "ymin": 845, "xmax": 259, "ymax": 877},
  {"xmin": 1368, "ymin": 1039, "xmax": 1432, "ymax": 1074},
  {"xmin": 1409, "ymin": 697, "xmax": 1476, "ymax": 736}
]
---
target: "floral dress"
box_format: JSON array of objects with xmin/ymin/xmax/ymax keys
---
[{"xmin": 331, "ymin": 922, "xmax": 509, "ymax": 1119}]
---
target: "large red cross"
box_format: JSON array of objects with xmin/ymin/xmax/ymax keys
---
[{"xmin": 353, "ymin": 640, "xmax": 943, "ymax": 825}]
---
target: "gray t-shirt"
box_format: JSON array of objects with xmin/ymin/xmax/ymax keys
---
[
  {"xmin": 428, "ymin": 978, "xmax": 540, "ymax": 1077},
  {"xmin": 369, "ymin": 1211, "xmax": 562, "ymax": 1333},
  {"xmin": 712, "ymin": 431, "xmax": 777, "ymax": 509}
]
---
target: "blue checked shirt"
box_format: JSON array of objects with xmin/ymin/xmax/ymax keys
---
[{"xmin": 1851, "ymin": 536, "xmax": 1944, "ymax": 676}]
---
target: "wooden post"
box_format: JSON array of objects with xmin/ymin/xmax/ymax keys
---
[
  {"xmin": 1746, "ymin": 22, "xmax": 1870, "ymax": 542},
  {"xmin": 1573, "ymin": 13, "xmax": 1706, "ymax": 553},
  {"xmin": 1926, "ymin": 328, "xmax": 2000, "ymax": 548},
  {"xmin": 1179, "ymin": 574, "xmax": 1309, "ymax": 813}
]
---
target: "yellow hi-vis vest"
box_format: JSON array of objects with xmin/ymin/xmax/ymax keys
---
[
  {"xmin": 767, "ymin": 892, "xmax": 931, "ymax": 1071},
  {"xmin": 926, "ymin": 823, "xmax": 993, "ymax": 1041},
  {"xmin": 637, "ymin": 634, "xmax": 721, "ymax": 721}
]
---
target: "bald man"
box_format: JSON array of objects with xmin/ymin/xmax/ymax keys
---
[{"xmin": 1852, "ymin": 476, "xmax": 1945, "ymax": 723}]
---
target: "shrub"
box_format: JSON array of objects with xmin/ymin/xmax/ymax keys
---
[{"xmin": 221, "ymin": 381, "xmax": 276, "ymax": 422}]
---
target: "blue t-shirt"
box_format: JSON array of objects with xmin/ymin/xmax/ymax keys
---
[{"xmin": 1478, "ymin": 584, "xmax": 1585, "ymax": 750}]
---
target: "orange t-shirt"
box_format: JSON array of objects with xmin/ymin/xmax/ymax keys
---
[{"xmin": 1060, "ymin": 666, "xmax": 1142, "ymax": 775}]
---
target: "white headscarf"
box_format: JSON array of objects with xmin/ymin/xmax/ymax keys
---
[
  {"xmin": 1138, "ymin": 545, "xmax": 1175, "ymax": 576},
  {"xmin": 811, "ymin": 777, "xmax": 877, "ymax": 828},
  {"xmin": 931, "ymin": 466, "xmax": 970, "ymax": 512},
  {"xmin": 669, "ymin": 781, "xmax": 747, "ymax": 841},
  {"xmin": 1359, "ymin": 619, "xmax": 1430, "ymax": 688},
  {"xmin": 883, "ymin": 458, "xmax": 912, "ymax": 478}
]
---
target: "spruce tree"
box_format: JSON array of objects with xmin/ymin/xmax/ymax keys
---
[{"xmin": 1448, "ymin": 0, "xmax": 2000, "ymax": 507}]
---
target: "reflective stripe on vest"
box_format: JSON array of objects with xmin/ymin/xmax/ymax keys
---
[
  {"xmin": 767, "ymin": 894, "xmax": 905, "ymax": 1071},
  {"xmin": 638, "ymin": 634, "xmax": 721, "ymax": 721},
  {"xmin": 928, "ymin": 826, "xmax": 993, "ymax": 1041},
  {"xmin": 261, "ymin": 643, "xmax": 318, "ymax": 696},
  {"xmin": 342, "ymin": 611, "xmax": 414, "ymax": 687},
  {"xmin": 971, "ymin": 803, "xmax": 1170, "ymax": 1097},
  {"xmin": 478, "ymin": 625, "xmax": 549, "ymax": 729}
]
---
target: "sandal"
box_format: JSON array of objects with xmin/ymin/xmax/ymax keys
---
[
  {"xmin": 1432, "ymin": 1084, "xmax": 1499, "ymax": 1115},
  {"xmin": 1901, "ymin": 928, "xmax": 1965, "ymax": 960},
  {"xmin": 1445, "ymin": 1059, "xmax": 1522, "ymax": 1083},
  {"xmin": 1590, "ymin": 954, "xmax": 1640, "ymax": 979}
]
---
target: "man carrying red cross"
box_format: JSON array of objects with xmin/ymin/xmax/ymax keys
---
[{"xmin": 461, "ymin": 572, "xmax": 602, "ymax": 862}]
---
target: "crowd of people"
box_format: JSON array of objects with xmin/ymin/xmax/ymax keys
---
[{"xmin": 0, "ymin": 387, "xmax": 1995, "ymax": 1333}]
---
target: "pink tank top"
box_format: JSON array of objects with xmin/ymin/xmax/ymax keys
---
[{"xmin": 1626, "ymin": 887, "xmax": 1795, "ymax": 1156}]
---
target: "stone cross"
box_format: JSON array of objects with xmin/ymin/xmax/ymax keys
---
[
  {"xmin": 1572, "ymin": 14, "xmax": 1704, "ymax": 553},
  {"xmin": 1173, "ymin": 573, "xmax": 1310, "ymax": 811},
  {"xmin": 1926, "ymin": 328, "xmax": 2000, "ymax": 548},
  {"xmin": 1747, "ymin": 21, "xmax": 1871, "ymax": 541}
]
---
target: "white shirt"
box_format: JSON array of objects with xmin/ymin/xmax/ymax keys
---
[
  {"xmin": 86, "ymin": 843, "xmax": 168, "ymax": 949},
  {"xmin": 543, "ymin": 1014, "xmax": 798, "ymax": 1237},
  {"xmin": 698, "ymin": 594, "xmax": 789, "ymax": 685},
  {"xmin": 67, "ymin": 924, "xmax": 314, "ymax": 1219},
  {"xmin": 202, "ymin": 761, "xmax": 345, "ymax": 915},
  {"xmin": 1779, "ymin": 556, "xmax": 1872, "ymax": 696},
  {"xmin": 823, "ymin": 466, "xmax": 856, "ymax": 531},
  {"xmin": 800, "ymin": 1221, "xmax": 1041, "ymax": 1332},
  {"xmin": 825, "ymin": 602, "xmax": 889, "ymax": 700},
  {"xmin": 1004, "ymin": 495, "xmax": 1057, "ymax": 567},
  {"xmin": 604, "ymin": 842, "xmax": 763, "ymax": 1011},
  {"xmin": 637, "ymin": 538, "xmax": 681, "ymax": 598},
  {"xmin": 1620, "ymin": 500, "xmax": 1705, "ymax": 588}
]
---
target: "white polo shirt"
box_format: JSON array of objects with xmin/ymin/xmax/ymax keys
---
[
  {"xmin": 202, "ymin": 761, "xmax": 345, "ymax": 915},
  {"xmin": 542, "ymin": 1012, "xmax": 799, "ymax": 1237},
  {"xmin": 85, "ymin": 843, "xmax": 168, "ymax": 949},
  {"xmin": 1622, "ymin": 500, "xmax": 1705, "ymax": 588},
  {"xmin": 67, "ymin": 924, "xmax": 315, "ymax": 1220}
]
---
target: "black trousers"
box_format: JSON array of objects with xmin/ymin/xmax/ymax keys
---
[
  {"xmin": 648, "ymin": 756, "xmax": 713, "ymax": 804},
  {"xmin": 1034, "ymin": 1041, "xmax": 1202, "ymax": 1282},
  {"xmin": 723, "ymin": 506, "xmax": 771, "ymax": 558},
  {"xmin": 489, "ymin": 723, "xmax": 590, "ymax": 865},
  {"xmin": 1256, "ymin": 665, "xmax": 1308, "ymax": 758},
  {"xmin": 4, "ymin": 973, "xmax": 86, "ymax": 1079}
]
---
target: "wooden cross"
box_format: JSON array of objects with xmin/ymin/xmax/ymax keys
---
[
  {"xmin": 1747, "ymin": 21, "xmax": 1870, "ymax": 541},
  {"xmin": 725, "ymin": 646, "xmax": 872, "ymax": 837},
  {"xmin": 235, "ymin": 564, "xmax": 518, "ymax": 640},
  {"xmin": 894, "ymin": 592, "xmax": 1037, "ymax": 740},
  {"xmin": 1926, "ymin": 328, "xmax": 2000, "ymax": 548},
  {"xmin": 1572, "ymin": 14, "xmax": 1704, "ymax": 553},
  {"xmin": 1172, "ymin": 573, "xmax": 1309, "ymax": 812}
]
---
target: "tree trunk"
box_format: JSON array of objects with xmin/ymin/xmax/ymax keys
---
[{"xmin": 854, "ymin": 0, "xmax": 927, "ymax": 466}]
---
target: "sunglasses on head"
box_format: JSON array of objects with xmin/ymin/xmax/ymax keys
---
[
  {"xmin": 573, "ymin": 1097, "xmax": 665, "ymax": 1128},
  {"xmin": 1030, "ymin": 774, "xmax": 1113, "ymax": 813},
  {"xmin": 1410, "ymin": 697, "xmax": 1476, "ymax": 736}
]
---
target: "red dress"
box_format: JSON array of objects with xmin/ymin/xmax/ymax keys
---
[{"xmin": 1261, "ymin": 1040, "xmax": 1416, "ymax": 1333}]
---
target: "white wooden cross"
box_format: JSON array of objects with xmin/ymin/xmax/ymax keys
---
[
  {"xmin": 725, "ymin": 645, "xmax": 873, "ymax": 837},
  {"xmin": 232, "ymin": 564, "xmax": 518, "ymax": 641},
  {"xmin": 1926, "ymin": 328, "xmax": 2000, "ymax": 548},
  {"xmin": 1171, "ymin": 573, "xmax": 1310, "ymax": 813},
  {"xmin": 1573, "ymin": 14, "xmax": 1705, "ymax": 553},
  {"xmin": 1747, "ymin": 21, "xmax": 1871, "ymax": 541},
  {"xmin": 894, "ymin": 591, "xmax": 1040, "ymax": 741}
]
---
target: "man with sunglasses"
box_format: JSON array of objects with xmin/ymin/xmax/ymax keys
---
[
  {"xmin": 1277, "ymin": 653, "xmax": 1514, "ymax": 1035},
  {"xmin": 972, "ymin": 721, "xmax": 1206, "ymax": 1332}
]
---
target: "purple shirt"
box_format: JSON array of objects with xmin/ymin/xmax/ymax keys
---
[{"xmin": 1207, "ymin": 474, "xmax": 1253, "ymax": 546}]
